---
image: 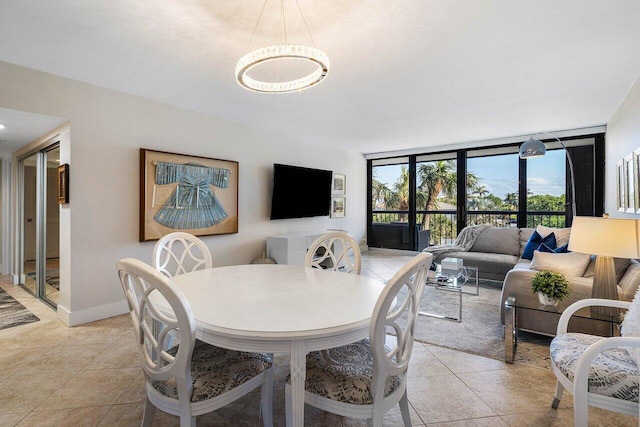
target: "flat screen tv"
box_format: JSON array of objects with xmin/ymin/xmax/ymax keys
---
[{"xmin": 270, "ymin": 164, "xmax": 332, "ymax": 220}]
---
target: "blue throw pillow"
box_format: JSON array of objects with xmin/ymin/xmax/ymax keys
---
[
  {"xmin": 522, "ymin": 231, "xmax": 557, "ymax": 260},
  {"xmin": 538, "ymin": 243, "xmax": 569, "ymax": 254}
]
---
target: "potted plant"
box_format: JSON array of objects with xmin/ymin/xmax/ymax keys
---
[{"xmin": 531, "ymin": 270, "xmax": 570, "ymax": 306}]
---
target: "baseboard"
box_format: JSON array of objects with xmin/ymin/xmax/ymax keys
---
[
  {"xmin": 57, "ymin": 299, "xmax": 129, "ymax": 327},
  {"xmin": 10, "ymin": 273, "xmax": 19, "ymax": 285}
]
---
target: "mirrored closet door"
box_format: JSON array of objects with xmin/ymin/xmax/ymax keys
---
[{"xmin": 18, "ymin": 144, "xmax": 60, "ymax": 308}]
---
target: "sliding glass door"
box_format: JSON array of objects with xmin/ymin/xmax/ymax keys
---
[{"xmin": 18, "ymin": 144, "xmax": 60, "ymax": 308}]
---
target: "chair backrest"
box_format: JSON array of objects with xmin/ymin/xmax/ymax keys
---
[
  {"xmin": 304, "ymin": 231, "xmax": 362, "ymax": 274},
  {"xmin": 152, "ymin": 232, "xmax": 213, "ymax": 278},
  {"xmin": 368, "ymin": 252, "xmax": 432, "ymax": 402},
  {"xmin": 117, "ymin": 258, "xmax": 196, "ymax": 386}
]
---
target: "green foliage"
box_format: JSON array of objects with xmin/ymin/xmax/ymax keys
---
[
  {"xmin": 527, "ymin": 194, "xmax": 566, "ymax": 212},
  {"xmin": 530, "ymin": 270, "xmax": 570, "ymax": 301}
]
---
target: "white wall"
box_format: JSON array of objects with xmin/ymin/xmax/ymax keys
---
[
  {"xmin": 0, "ymin": 60, "xmax": 367, "ymax": 325},
  {"xmin": 606, "ymin": 74, "xmax": 640, "ymax": 218}
]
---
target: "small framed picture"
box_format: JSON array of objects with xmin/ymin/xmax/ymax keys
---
[
  {"xmin": 57, "ymin": 164, "xmax": 69, "ymax": 204},
  {"xmin": 634, "ymin": 149, "xmax": 640, "ymax": 213},
  {"xmin": 332, "ymin": 173, "xmax": 346, "ymax": 195},
  {"xmin": 626, "ymin": 154, "xmax": 635, "ymax": 213},
  {"xmin": 330, "ymin": 197, "xmax": 346, "ymax": 218},
  {"xmin": 617, "ymin": 159, "xmax": 625, "ymax": 212}
]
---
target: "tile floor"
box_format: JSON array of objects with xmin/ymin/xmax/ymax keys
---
[{"xmin": 0, "ymin": 248, "xmax": 637, "ymax": 426}]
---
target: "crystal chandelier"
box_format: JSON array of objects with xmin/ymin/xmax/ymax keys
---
[{"xmin": 236, "ymin": 0, "xmax": 329, "ymax": 94}]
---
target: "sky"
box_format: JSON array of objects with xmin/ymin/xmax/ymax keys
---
[{"xmin": 373, "ymin": 150, "xmax": 566, "ymax": 199}]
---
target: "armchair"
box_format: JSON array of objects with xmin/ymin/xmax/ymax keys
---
[{"xmin": 550, "ymin": 298, "xmax": 640, "ymax": 426}]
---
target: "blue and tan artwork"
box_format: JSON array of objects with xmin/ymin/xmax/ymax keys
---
[{"xmin": 141, "ymin": 149, "xmax": 238, "ymax": 241}]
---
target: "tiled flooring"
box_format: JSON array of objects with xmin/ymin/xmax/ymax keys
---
[{"xmin": 0, "ymin": 248, "xmax": 637, "ymax": 426}]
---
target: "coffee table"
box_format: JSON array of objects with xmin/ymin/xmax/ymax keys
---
[
  {"xmin": 419, "ymin": 265, "xmax": 479, "ymax": 322},
  {"xmin": 504, "ymin": 295, "xmax": 621, "ymax": 363}
]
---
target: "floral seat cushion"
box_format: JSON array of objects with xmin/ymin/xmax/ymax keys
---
[
  {"xmin": 152, "ymin": 339, "xmax": 272, "ymax": 403},
  {"xmin": 550, "ymin": 333, "xmax": 639, "ymax": 403},
  {"xmin": 287, "ymin": 339, "xmax": 401, "ymax": 405}
]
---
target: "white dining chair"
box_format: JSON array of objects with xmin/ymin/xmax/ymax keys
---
[
  {"xmin": 116, "ymin": 258, "xmax": 274, "ymax": 427},
  {"xmin": 152, "ymin": 232, "xmax": 213, "ymax": 278},
  {"xmin": 304, "ymin": 231, "xmax": 362, "ymax": 274},
  {"xmin": 285, "ymin": 252, "xmax": 432, "ymax": 426}
]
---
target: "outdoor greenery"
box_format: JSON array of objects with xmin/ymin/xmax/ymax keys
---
[
  {"xmin": 372, "ymin": 159, "xmax": 568, "ymax": 244},
  {"xmin": 530, "ymin": 270, "xmax": 570, "ymax": 301}
]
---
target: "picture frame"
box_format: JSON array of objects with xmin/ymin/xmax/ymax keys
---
[
  {"xmin": 625, "ymin": 153, "xmax": 635, "ymax": 213},
  {"xmin": 330, "ymin": 197, "xmax": 346, "ymax": 218},
  {"xmin": 634, "ymin": 149, "xmax": 640, "ymax": 213},
  {"xmin": 332, "ymin": 173, "xmax": 346, "ymax": 195},
  {"xmin": 140, "ymin": 149, "xmax": 238, "ymax": 242},
  {"xmin": 57, "ymin": 163, "xmax": 69, "ymax": 204},
  {"xmin": 617, "ymin": 159, "xmax": 625, "ymax": 212}
]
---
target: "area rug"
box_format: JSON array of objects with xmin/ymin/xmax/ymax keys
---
[
  {"xmin": 26, "ymin": 269, "xmax": 60, "ymax": 290},
  {"xmin": 415, "ymin": 280, "xmax": 553, "ymax": 368},
  {"xmin": 0, "ymin": 287, "xmax": 40, "ymax": 330}
]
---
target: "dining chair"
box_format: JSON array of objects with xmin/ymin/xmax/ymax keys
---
[
  {"xmin": 550, "ymin": 297, "xmax": 640, "ymax": 426},
  {"xmin": 304, "ymin": 231, "xmax": 362, "ymax": 274},
  {"xmin": 116, "ymin": 258, "xmax": 274, "ymax": 427},
  {"xmin": 152, "ymin": 232, "xmax": 213, "ymax": 278},
  {"xmin": 285, "ymin": 252, "xmax": 432, "ymax": 426}
]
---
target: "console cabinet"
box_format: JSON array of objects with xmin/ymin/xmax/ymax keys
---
[{"xmin": 266, "ymin": 232, "xmax": 326, "ymax": 265}]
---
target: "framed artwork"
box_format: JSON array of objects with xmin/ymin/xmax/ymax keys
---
[
  {"xmin": 635, "ymin": 149, "xmax": 640, "ymax": 213},
  {"xmin": 140, "ymin": 149, "xmax": 238, "ymax": 242},
  {"xmin": 617, "ymin": 159, "xmax": 625, "ymax": 212},
  {"xmin": 57, "ymin": 164, "xmax": 69, "ymax": 204},
  {"xmin": 626, "ymin": 154, "xmax": 635, "ymax": 213},
  {"xmin": 332, "ymin": 173, "xmax": 346, "ymax": 195},
  {"xmin": 330, "ymin": 197, "xmax": 346, "ymax": 218}
]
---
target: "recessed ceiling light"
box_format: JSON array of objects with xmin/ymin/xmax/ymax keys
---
[{"xmin": 0, "ymin": 124, "xmax": 5, "ymax": 130}]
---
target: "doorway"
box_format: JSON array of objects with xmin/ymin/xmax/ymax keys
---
[{"xmin": 18, "ymin": 143, "xmax": 60, "ymax": 308}]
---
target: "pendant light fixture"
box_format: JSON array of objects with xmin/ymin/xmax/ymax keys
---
[{"xmin": 236, "ymin": 0, "xmax": 329, "ymax": 94}]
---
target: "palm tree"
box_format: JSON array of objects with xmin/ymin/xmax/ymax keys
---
[
  {"xmin": 390, "ymin": 167, "xmax": 410, "ymax": 220},
  {"xmin": 371, "ymin": 177, "xmax": 390, "ymax": 209},
  {"xmin": 417, "ymin": 161, "xmax": 479, "ymax": 229}
]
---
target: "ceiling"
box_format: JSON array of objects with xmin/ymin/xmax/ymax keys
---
[{"xmin": 0, "ymin": 0, "xmax": 639, "ymax": 158}]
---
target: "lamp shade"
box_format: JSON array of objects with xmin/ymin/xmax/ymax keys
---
[
  {"xmin": 519, "ymin": 137, "xmax": 546, "ymax": 159},
  {"xmin": 568, "ymin": 216, "xmax": 640, "ymax": 258}
]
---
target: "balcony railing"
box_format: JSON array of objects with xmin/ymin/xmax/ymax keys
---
[{"xmin": 371, "ymin": 210, "xmax": 567, "ymax": 248}]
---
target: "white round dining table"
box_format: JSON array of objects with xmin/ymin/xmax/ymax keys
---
[{"xmin": 168, "ymin": 263, "xmax": 386, "ymax": 427}]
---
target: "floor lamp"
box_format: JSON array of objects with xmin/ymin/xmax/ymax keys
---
[
  {"xmin": 518, "ymin": 132, "xmax": 576, "ymax": 218},
  {"xmin": 568, "ymin": 216, "xmax": 640, "ymax": 319}
]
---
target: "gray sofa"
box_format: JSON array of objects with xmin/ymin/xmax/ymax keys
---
[
  {"xmin": 431, "ymin": 225, "xmax": 640, "ymax": 336},
  {"xmin": 432, "ymin": 226, "xmax": 536, "ymax": 281},
  {"xmin": 499, "ymin": 257, "xmax": 640, "ymax": 335}
]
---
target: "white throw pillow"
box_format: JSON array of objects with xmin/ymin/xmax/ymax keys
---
[
  {"xmin": 530, "ymin": 250, "xmax": 591, "ymax": 278},
  {"xmin": 537, "ymin": 225, "xmax": 571, "ymax": 247},
  {"xmin": 621, "ymin": 285, "xmax": 640, "ymax": 367}
]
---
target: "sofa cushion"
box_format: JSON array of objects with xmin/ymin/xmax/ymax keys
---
[
  {"xmin": 470, "ymin": 227, "xmax": 520, "ymax": 256},
  {"xmin": 522, "ymin": 231, "xmax": 557, "ymax": 260},
  {"xmin": 538, "ymin": 243, "xmax": 569, "ymax": 254},
  {"xmin": 437, "ymin": 251, "xmax": 519, "ymax": 280},
  {"xmin": 621, "ymin": 286, "xmax": 640, "ymax": 368},
  {"xmin": 618, "ymin": 261, "xmax": 640, "ymax": 301},
  {"xmin": 537, "ymin": 225, "xmax": 572, "ymax": 247},
  {"xmin": 530, "ymin": 250, "xmax": 591, "ymax": 278},
  {"xmin": 519, "ymin": 228, "xmax": 535, "ymax": 256}
]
